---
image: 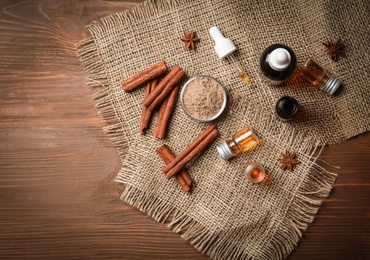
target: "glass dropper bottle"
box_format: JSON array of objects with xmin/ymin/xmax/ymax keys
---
[{"xmin": 209, "ymin": 26, "xmax": 251, "ymax": 86}]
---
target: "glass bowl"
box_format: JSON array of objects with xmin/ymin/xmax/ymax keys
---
[{"xmin": 180, "ymin": 75, "xmax": 227, "ymax": 122}]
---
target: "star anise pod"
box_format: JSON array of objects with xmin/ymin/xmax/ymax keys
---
[
  {"xmin": 323, "ymin": 38, "xmax": 345, "ymax": 62},
  {"xmin": 181, "ymin": 31, "xmax": 200, "ymax": 51},
  {"xmin": 277, "ymin": 150, "xmax": 300, "ymax": 172}
]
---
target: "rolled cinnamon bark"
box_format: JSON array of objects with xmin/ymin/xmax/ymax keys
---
[
  {"xmin": 164, "ymin": 125, "xmax": 219, "ymax": 179},
  {"xmin": 139, "ymin": 79, "xmax": 158, "ymax": 135},
  {"xmin": 142, "ymin": 66, "xmax": 180, "ymax": 107},
  {"xmin": 162, "ymin": 124, "xmax": 216, "ymax": 174},
  {"xmin": 156, "ymin": 145, "xmax": 192, "ymax": 192},
  {"xmin": 122, "ymin": 60, "xmax": 167, "ymax": 92},
  {"xmin": 153, "ymin": 84, "xmax": 180, "ymax": 139},
  {"xmin": 148, "ymin": 70, "xmax": 185, "ymax": 111},
  {"xmin": 142, "ymin": 65, "xmax": 186, "ymax": 111},
  {"xmin": 153, "ymin": 98, "xmax": 168, "ymax": 137},
  {"xmin": 180, "ymin": 169, "xmax": 193, "ymax": 186}
]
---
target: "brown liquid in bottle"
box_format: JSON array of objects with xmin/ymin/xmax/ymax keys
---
[
  {"xmin": 245, "ymin": 163, "xmax": 265, "ymax": 183},
  {"xmin": 250, "ymin": 168, "xmax": 262, "ymax": 180},
  {"xmin": 227, "ymin": 126, "xmax": 260, "ymax": 154},
  {"xmin": 216, "ymin": 126, "xmax": 261, "ymax": 160},
  {"xmin": 301, "ymin": 60, "xmax": 330, "ymax": 87}
]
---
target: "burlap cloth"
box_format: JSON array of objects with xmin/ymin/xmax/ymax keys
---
[{"xmin": 77, "ymin": 0, "xmax": 368, "ymax": 259}]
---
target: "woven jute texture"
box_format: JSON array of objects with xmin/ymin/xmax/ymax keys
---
[{"xmin": 76, "ymin": 0, "xmax": 368, "ymax": 259}]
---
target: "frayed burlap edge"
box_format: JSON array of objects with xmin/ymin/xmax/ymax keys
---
[
  {"xmin": 76, "ymin": 1, "xmax": 337, "ymax": 259},
  {"xmin": 76, "ymin": 38, "xmax": 129, "ymax": 156},
  {"xmin": 85, "ymin": 0, "xmax": 194, "ymax": 35},
  {"xmin": 114, "ymin": 97, "xmax": 337, "ymax": 260},
  {"xmin": 119, "ymin": 163, "xmax": 336, "ymax": 260}
]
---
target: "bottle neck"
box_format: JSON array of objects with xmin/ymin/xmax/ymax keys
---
[
  {"xmin": 275, "ymin": 96, "xmax": 299, "ymax": 120},
  {"xmin": 216, "ymin": 141, "xmax": 234, "ymax": 160}
]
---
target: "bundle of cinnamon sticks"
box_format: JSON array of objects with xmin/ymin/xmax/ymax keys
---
[
  {"xmin": 162, "ymin": 124, "xmax": 219, "ymax": 178},
  {"xmin": 156, "ymin": 144, "xmax": 193, "ymax": 192},
  {"xmin": 156, "ymin": 124, "xmax": 219, "ymax": 191},
  {"xmin": 122, "ymin": 61, "xmax": 219, "ymax": 193},
  {"xmin": 122, "ymin": 60, "xmax": 186, "ymax": 139}
]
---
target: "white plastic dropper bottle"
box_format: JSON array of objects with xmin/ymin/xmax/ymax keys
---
[{"xmin": 209, "ymin": 26, "xmax": 251, "ymax": 86}]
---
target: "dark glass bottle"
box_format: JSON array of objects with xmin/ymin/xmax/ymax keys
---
[
  {"xmin": 275, "ymin": 96, "xmax": 299, "ymax": 121},
  {"xmin": 260, "ymin": 44, "xmax": 297, "ymax": 85}
]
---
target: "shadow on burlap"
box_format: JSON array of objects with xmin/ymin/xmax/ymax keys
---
[{"xmin": 77, "ymin": 0, "xmax": 368, "ymax": 259}]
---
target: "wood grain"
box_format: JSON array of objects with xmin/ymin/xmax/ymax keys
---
[{"xmin": 0, "ymin": 0, "xmax": 369, "ymax": 259}]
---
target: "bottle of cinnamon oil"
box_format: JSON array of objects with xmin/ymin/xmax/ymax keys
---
[
  {"xmin": 216, "ymin": 125, "xmax": 260, "ymax": 160},
  {"xmin": 245, "ymin": 162, "xmax": 265, "ymax": 183},
  {"xmin": 275, "ymin": 96, "xmax": 300, "ymax": 121},
  {"xmin": 300, "ymin": 59, "xmax": 342, "ymax": 95}
]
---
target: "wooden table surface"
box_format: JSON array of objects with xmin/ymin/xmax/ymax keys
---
[{"xmin": 1, "ymin": 1, "xmax": 369, "ymax": 259}]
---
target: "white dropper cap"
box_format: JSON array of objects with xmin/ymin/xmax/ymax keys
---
[
  {"xmin": 209, "ymin": 26, "xmax": 237, "ymax": 59},
  {"xmin": 267, "ymin": 48, "xmax": 291, "ymax": 71}
]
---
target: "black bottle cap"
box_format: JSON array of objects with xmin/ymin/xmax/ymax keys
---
[{"xmin": 275, "ymin": 96, "xmax": 299, "ymax": 120}]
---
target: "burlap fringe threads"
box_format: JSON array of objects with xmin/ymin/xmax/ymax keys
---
[{"xmin": 118, "ymin": 162, "xmax": 336, "ymax": 260}]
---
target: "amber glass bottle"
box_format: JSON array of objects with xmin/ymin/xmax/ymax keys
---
[
  {"xmin": 216, "ymin": 126, "xmax": 260, "ymax": 160},
  {"xmin": 245, "ymin": 163, "xmax": 265, "ymax": 183},
  {"xmin": 301, "ymin": 59, "xmax": 342, "ymax": 95}
]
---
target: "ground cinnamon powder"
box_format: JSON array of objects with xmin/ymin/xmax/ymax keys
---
[{"xmin": 183, "ymin": 77, "xmax": 224, "ymax": 120}]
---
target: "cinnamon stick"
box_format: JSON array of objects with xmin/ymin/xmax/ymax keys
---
[
  {"xmin": 181, "ymin": 168, "xmax": 193, "ymax": 186},
  {"xmin": 142, "ymin": 65, "xmax": 186, "ymax": 111},
  {"xmin": 164, "ymin": 125, "xmax": 219, "ymax": 179},
  {"xmin": 139, "ymin": 79, "xmax": 158, "ymax": 135},
  {"xmin": 153, "ymin": 84, "xmax": 180, "ymax": 139},
  {"xmin": 162, "ymin": 124, "xmax": 216, "ymax": 174},
  {"xmin": 142, "ymin": 66, "xmax": 181, "ymax": 107},
  {"xmin": 122, "ymin": 60, "xmax": 167, "ymax": 92},
  {"xmin": 156, "ymin": 145, "xmax": 192, "ymax": 192},
  {"xmin": 148, "ymin": 70, "xmax": 185, "ymax": 111},
  {"xmin": 153, "ymin": 98, "xmax": 168, "ymax": 137}
]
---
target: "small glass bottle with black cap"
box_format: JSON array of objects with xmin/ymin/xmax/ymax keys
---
[{"xmin": 275, "ymin": 96, "xmax": 300, "ymax": 121}]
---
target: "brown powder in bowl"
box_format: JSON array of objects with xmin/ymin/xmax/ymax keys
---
[{"xmin": 182, "ymin": 77, "xmax": 224, "ymax": 120}]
